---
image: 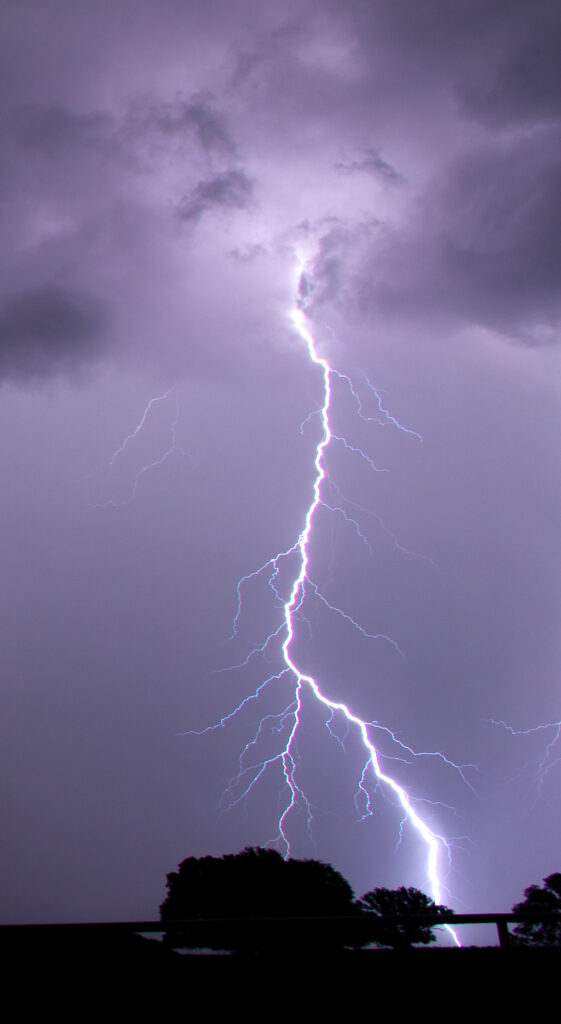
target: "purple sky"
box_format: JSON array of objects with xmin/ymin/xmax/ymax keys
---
[{"xmin": 1, "ymin": 0, "xmax": 560, "ymax": 933}]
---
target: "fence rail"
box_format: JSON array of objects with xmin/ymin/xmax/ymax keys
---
[{"xmin": 1, "ymin": 913, "xmax": 561, "ymax": 950}]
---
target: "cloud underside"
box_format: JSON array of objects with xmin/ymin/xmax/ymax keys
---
[
  {"xmin": 348, "ymin": 130, "xmax": 561, "ymax": 340},
  {"xmin": 296, "ymin": 0, "xmax": 561, "ymax": 340},
  {"xmin": 1, "ymin": 0, "xmax": 561, "ymax": 386}
]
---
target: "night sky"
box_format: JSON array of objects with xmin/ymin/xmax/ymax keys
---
[{"xmin": 1, "ymin": 0, "xmax": 560, "ymax": 930}]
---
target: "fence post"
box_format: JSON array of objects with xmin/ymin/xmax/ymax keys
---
[{"xmin": 496, "ymin": 918, "xmax": 511, "ymax": 949}]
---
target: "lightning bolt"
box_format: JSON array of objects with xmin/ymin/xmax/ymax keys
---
[
  {"xmin": 488, "ymin": 717, "xmax": 561, "ymax": 796},
  {"xmin": 185, "ymin": 256, "xmax": 474, "ymax": 946},
  {"xmin": 94, "ymin": 386, "xmax": 190, "ymax": 507}
]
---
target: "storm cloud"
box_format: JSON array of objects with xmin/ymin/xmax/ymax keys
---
[
  {"xmin": 337, "ymin": 127, "xmax": 561, "ymax": 341},
  {"xmin": 295, "ymin": 0, "xmax": 561, "ymax": 342}
]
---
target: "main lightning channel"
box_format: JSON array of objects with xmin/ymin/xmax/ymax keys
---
[
  {"xmin": 285, "ymin": 304, "xmax": 460, "ymax": 945},
  {"xmin": 186, "ymin": 271, "xmax": 465, "ymax": 947}
]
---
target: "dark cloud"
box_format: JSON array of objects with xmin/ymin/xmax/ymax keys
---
[
  {"xmin": 432, "ymin": 132, "xmax": 561, "ymax": 329},
  {"xmin": 0, "ymin": 87, "xmax": 249, "ymax": 383},
  {"xmin": 314, "ymin": 0, "xmax": 561, "ymax": 341},
  {"xmin": 312, "ymin": 126, "xmax": 561, "ymax": 343},
  {"xmin": 7, "ymin": 92, "xmax": 233, "ymax": 170},
  {"xmin": 139, "ymin": 93, "xmax": 234, "ymax": 154},
  {"xmin": 178, "ymin": 169, "xmax": 254, "ymax": 222},
  {"xmin": 0, "ymin": 286, "xmax": 107, "ymax": 381},
  {"xmin": 344, "ymin": 0, "xmax": 555, "ymax": 72},
  {"xmin": 391, "ymin": 128, "xmax": 561, "ymax": 339},
  {"xmin": 458, "ymin": 24, "xmax": 561, "ymax": 129},
  {"xmin": 13, "ymin": 104, "xmax": 113, "ymax": 154},
  {"xmin": 327, "ymin": 1, "xmax": 561, "ymax": 143},
  {"xmin": 335, "ymin": 149, "xmax": 402, "ymax": 183}
]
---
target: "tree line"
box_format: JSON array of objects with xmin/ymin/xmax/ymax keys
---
[{"xmin": 160, "ymin": 847, "xmax": 561, "ymax": 951}]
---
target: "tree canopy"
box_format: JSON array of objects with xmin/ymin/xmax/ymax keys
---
[
  {"xmin": 512, "ymin": 872, "xmax": 561, "ymax": 946},
  {"xmin": 160, "ymin": 846, "xmax": 360, "ymax": 951},
  {"xmin": 160, "ymin": 847, "xmax": 455, "ymax": 952},
  {"xmin": 358, "ymin": 886, "xmax": 452, "ymax": 949}
]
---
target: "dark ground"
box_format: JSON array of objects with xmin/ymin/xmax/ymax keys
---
[{"xmin": 1, "ymin": 930, "xmax": 557, "ymax": 1012}]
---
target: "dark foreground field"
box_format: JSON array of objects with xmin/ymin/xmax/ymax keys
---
[{"xmin": 2, "ymin": 929, "xmax": 558, "ymax": 1011}]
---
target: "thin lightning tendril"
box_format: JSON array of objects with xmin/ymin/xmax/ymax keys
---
[
  {"xmin": 108, "ymin": 389, "xmax": 175, "ymax": 466},
  {"xmin": 488, "ymin": 717, "xmax": 561, "ymax": 796},
  {"xmin": 190, "ymin": 260, "xmax": 470, "ymax": 946},
  {"xmin": 94, "ymin": 387, "xmax": 190, "ymax": 508}
]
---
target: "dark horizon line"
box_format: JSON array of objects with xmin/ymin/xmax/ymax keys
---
[{"xmin": 2, "ymin": 910, "xmax": 561, "ymax": 953}]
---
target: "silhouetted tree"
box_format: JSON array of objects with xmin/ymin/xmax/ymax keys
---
[
  {"xmin": 512, "ymin": 873, "xmax": 561, "ymax": 946},
  {"xmin": 160, "ymin": 846, "xmax": 361, "ymax": 952},
  {"xmin": 358, "ymin": 886, "xmax": 453, "ymax": 949}
]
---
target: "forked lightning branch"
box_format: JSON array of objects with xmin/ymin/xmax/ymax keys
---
[{"xmin": 186, "ymin": 258, "xmax": 478, "ymax": 945}]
